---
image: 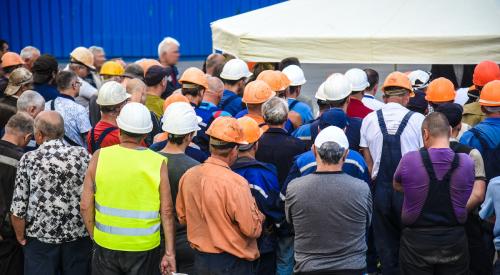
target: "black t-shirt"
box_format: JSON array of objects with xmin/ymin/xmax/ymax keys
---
[
  {"xmin": 0, "ymin": 96, "xmax": 17, "ymax": 130},
  {"xmin": 158, "ymin": 152, "xmax": 199, "ymax": 207}
]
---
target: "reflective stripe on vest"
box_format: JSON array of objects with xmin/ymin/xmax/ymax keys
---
[{"xmin": 94, "ymin": 145, "xmax": 165, "ymax": 252}]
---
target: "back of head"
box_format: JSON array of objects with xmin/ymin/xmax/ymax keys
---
[
  {"xmin": 123, "ymin": 63, "xmax": 144, "ymax": 80},
  {"xmin": 364, "ymin": 68, "xmax": 379, "ymax": 91},
  {"xmin": 314, "ymin": 126, "xmax": 349, "ymax": 165},
  {"xmin": 144, "ymin": 65, "xmax": 169, "ymax": 87},
  {"xmin": 125, "ymin": 78, "xmax": 146, "ymax": 95},
  {"xmin": 278, "ymin": 57, "xmax": 300, "ymax": 71},
  {"xmin": 5, "ymin": 112, "xmax": 34, "ymax": 136},
  {"xmin": 204, "ymin": 53, "xmax": 225, "ymax": 73},
  {"xmin": 56, "ymin": 70, "xmax": 77, "ymax": 91},
  {"xmin": 262, "ymin": 97, "xmax": 288, "ymax": 125},
  {"xmin": 33, "ymin": 54, "xmax": 59, "ymax": 84},
  {"xmin": 35, "ymin": 111, "xmax": 65, "ymax": 140},
  {"xmin": 17, "ymin": 90, "xmax": 45, "ymax": 113},
  {"xmin": 207, "ymin": 75, "xmax": 224, "ymax": 95},
  {"xmin": 20, "ymin": 46, "xmax": 40, "ymax": 60},
  {"xmin": 422, "ymin": 112, "xmax": 451, "ymax": 139}
]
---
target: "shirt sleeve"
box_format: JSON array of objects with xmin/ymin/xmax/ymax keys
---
[
  {"xmin": 479, "ymin": 180, "xmax": 499, "ymax": 220},
  {"xmin": 469, "ymin": 149, "xmax": 486, "ymax": 180},
  {"xmin": 79, "ymin": 80, "xmax": 97, "ymax": 100},
  {"xmin": 78, "ymin": 106, "xmax": 92, "ymax": 134},
  {"xmin": 10, "ymin": 155, "xmax": 30, "ymax": 218},
  {"xmin": 359, "ymin": 116, "xmax": 369, "ymax": 148},
  {"xmin": 228, "ymin": 179, "xmax": 264, "ymax": 239},
  {"xmin": 393, "ymin": 154, "xmax": 406, "ymax": 185}
]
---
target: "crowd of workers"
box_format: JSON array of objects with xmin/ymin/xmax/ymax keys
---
[{"xmin": 1, "ymin": 37, "xmax": 500, "ymax": 275}]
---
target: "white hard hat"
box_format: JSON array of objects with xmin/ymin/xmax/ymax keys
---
[
  {"xmin": 345, "ymin": 68, "xmax": 369, "ymax": 91},
  {"xmin": 96, "ymin": 81, "xmax": 131, "ymax": 106},
  {"xmin": 162, "ymin": 102, "xmax": 202, "ymax": 135},
  {"xmin": 220, "ymin": 59, "xmax": 252, "ymax": 80},
  {"xmin": 116, "ymin": 102, "xmax": 153, "ymax": 134},
  {"xmin": 314, "ymin": 82, "xmax": 327, "ymax": 101},
  {"xmin": 314, "ymin": 126, "xmax": 349, "ymax": 150},
  {"xmin": 408, "ymin": 70, "xmax": 431, "ymax": 89},
  {"xmin": 282, "ymin": 65, "xmax": 306, "ymax": 86},
  {"xmin": 322, "ymin": 73, "xmax": 352, "ymax": 101}
]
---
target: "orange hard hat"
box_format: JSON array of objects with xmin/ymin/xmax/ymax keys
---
[
  {"xmin": 473, "ymin": 61, "xmax": 500, "ymax": 87},
  {"xmin": 237, "ymin": 116, "xmax": 263, "ymax": 144},
  {"xmin": 257, "ymin": 70, "xmax": 290, "ymax": 91},
  {"xmin": 382, "ymin": 71, "xmax": 414, "ymax": 96},
  {"xmin": 206, "ymin": 116, "xmax": 248, "ymax": 145},
  {"xmin": 1, "ymin": 52, "xmax": 24, "ymax": 68},
  {"xmin": 163, "ymin": 93, "xmax": 190, "ymax": 111},
  {"xmin": 179, "ymin": 67, "xmax": 208, "ymax": 89},
  {"xmin": 242, "ymin": 80, "xmax": 276, "ymax": 104},
  {"xmin": 425, "ymin": 77, "xmax": 456, "ymax": 102},
  {"xmin": 137, "ymin": 59, "xmax": 163, "ymax": 76},
  {"xmin": 479, "ymin": 80, "xmax": 500, "ymax": 107}
]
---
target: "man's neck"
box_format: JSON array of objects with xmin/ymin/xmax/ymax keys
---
[
  {"xmin": 237, "ymin": 150, "xmax": 255, "ymax": 160},
  {"xmin": 268, "ymin": 123, "xmax": 285, "ymax": 129},
  {"xmin": 211, "ymin": 154, "xmax": 231, "ymax": 166},
  {"xmin": 162, "ymin": 141, "xmax": 187, "ymax": 154},
  {"xmin": 350, "ymin": 92, "xmax": 364, "ymax": 101},
  {"xmin": 100, "ymin": 114, "xmax": 118, "ymax": 126},
  {"xmin": 146, "ymin": 87, "xmax": 162, "ymax": 97},
  {"xmin": 60, "ymin": 90, "xmax": 75, "ymax": 98},
  {"xmin": 427, "ymin": 138, "xmax": 450, "ymax": 149},
  {"xmin": 203, "ymin": 95, "xmax": 218, "ymax": 106},
  {"xmin": 1, "ymin": 134, "xmax": 21, "ymax": 147},
  {"xmin": 224, "ymin": 85, "xmax": 238, "ymax": 94},
  {"xmin": 316, "ymin": 163, "xmax": 343, "ymax": 172}
]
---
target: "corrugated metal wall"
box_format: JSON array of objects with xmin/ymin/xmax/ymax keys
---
[{"xmin": 0, "ymin": 0, "xmax": 283, "ymax": 59}]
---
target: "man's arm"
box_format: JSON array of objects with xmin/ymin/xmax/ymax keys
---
[
  {"xmin": 467, "ymin": 179, "xmax": 486, "ymax": 211},
  {"xmin": 10, "ymin": 215, "xmax": 26, "ymax": 245},
  {"xmin": 360, "ymin": 147, "xmax": 374, "ymax": 179},
  {"xmin": 393, "ymin": 157, "xmax": 405, "ymax": 193},
  {"xmin": 80, "ymin": 150, "xmax": 99, "ymax": 238},
  {"xmin": 159, "ymin": 161, "xmax": 176, "ymax": 274},
  {"xmin": 175, "ymin": 174, "xmax": 187, "ymax": 225},
  {"xmin": 230, "ymin": 181, "xmax": 265, "ymax": 239},
  {"xmin": 10, "ymin": 156, "xmax": 30, "ymax": 246}
]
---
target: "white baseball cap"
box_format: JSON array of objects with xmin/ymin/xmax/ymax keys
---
[
  {"xmin": 162, "ymin": 102, "xmax": 202, "ymax": 134},
  {"xmin": 282, "ymin": 65, "xmax": 306, "ymax": 86},
  {"xmin": 220, "ymin": 59, "xmax": 252, "ymax": 80},
  {"xmin": 314, "ymin": 126, "xmax": 349, "ymax": 150},
  {"xmin": 408, "ymin": 70, "xmax": 431, "ymax": 89},
  {"xmin": 345, "ymin": 68, "xmax": 369, "ymax": 91}
]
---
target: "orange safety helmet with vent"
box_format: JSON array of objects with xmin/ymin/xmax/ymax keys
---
[
  {"xmin": 257, "ymin": 70, "xmax": 290, "ymax": 92},
  {"xmin": 237, "ymin": 116, "xmax": 264, "ymax": 144},
  {"xmin": 382, "ymin": 71, "xmax": 414, "ymax": 96},
  {"xmin": 425, "ymin": 77, "xmax": 456, "ymax": 102},
  {"xmin": 206, "ymin": 116, "xmax": 248, "ymax": 145},
  {"xmin": 1, "ymin": 52, "xmax": 24, "ymax": 68},
  {"xmin": 163, "ymin": 93, "xmax": 190, "ymax": 111},
  {"xmin": 479, "ymin": 80, "xmax": 500, "ymax": 107},
  {"xmin": 473, "ymin": 61, "xmax": 500, "ymax": 87},
  {"xmin": 242, "ymin": 80, "xmax": 276, "ymax": 104},
  {"xmin": 179, "ymin": 67, "xmax": 208, "ymax": 89}
]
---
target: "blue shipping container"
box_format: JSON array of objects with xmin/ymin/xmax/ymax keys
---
[{"xmin": 0, "ymin": 0, "xmax": 284, "ymax": 59}]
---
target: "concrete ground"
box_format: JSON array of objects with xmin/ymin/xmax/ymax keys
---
[{"xmin": 178, "ymin": 61, "xmax": 430, "ymax": 113}]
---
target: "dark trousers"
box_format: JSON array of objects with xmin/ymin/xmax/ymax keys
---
[
  {"xmin": 465, "ymin": 213, "xmax": 493, "ymax": 275},
  {"xmin": 373, "ymin": 183, "xmax": 403, "ymax": 275},
  {"xmin": 494, "ymin": 253, "xmax": 500, "ymax": 275},
  {"xmin": 0, "ymin": 237, "xmax": 23, "ymax": 275},
  {"xmin": 295, "ymin": 268, "xmax": 366, "ymax": 275},
  {"xmin": 194, "ymin": 251, "xmax": 256, "ymax": 275},
  {"xmin": 399, "ymin": 227, "xmax": 469, "ymax": 275},
  {"xmin": 23, "ymin": 236, "xmax": 92, "ymax": 275},
  {"xmin": 257, "ymin": 252, "xmax": 276, "ymax": 275},
  {"xmin": 92, "ymin": 244, "xmax": 161, "ymax": 275}
]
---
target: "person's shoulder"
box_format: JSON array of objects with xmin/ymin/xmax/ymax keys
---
[
  {"xmin": 67, "ymin": 145, "xmax": 90, "ymax": 158},
  {"xmin": 400, "ymin": 150, "xmax": 420, "ymax": 163},
  {"xmin": 457, "ymin": 152, "xmax": 474, "ymax": 167},
  {"xmin": 287, "ymin": 173, "xmax": 315, "ymax": 190},
  {"xmin": 340, "ymin": 173, "xmax": 371, "ymax": 192}
]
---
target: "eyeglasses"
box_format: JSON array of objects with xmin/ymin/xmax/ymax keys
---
[{"xmin": 73, "ymin": 81, "xmax": 82, "ymax": 87}]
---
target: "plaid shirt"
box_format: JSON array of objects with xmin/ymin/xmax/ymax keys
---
[{"xmin": 10, "ymin": 139, "xmax": 90, "ymax": 244}]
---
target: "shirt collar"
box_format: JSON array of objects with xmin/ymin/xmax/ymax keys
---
[
  {"xmin": 39, "ymin": 138, "xmax": 65, "ymax": 149},
  {"xmin": 205, "ymin": 157, "xmax": 231, "ymax": 169},
  {"xmin": 265, "ymin": 127, "xmax": 288, "ymax": 135},
  {"xmin": 0, "ymin": 139, "xmax": 23, "ymax": 153},
  {"xmin": 58, "ymin": 93, "xmax": 75, "ymax": 101},
  {"xmin": 363, "ymin": 94, "xmax": 375, "ymax": 99},
  {"xmin": 201, "ymin": 101, "xmax": 217, "ymax": 108},
  {"xmin": 383, "ymin": 102, "xmax": 407, "ymax": 110}
]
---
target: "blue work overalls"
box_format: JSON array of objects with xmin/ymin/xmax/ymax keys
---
[{"xmin": 373, "ymin": 109, "xmax": 414, "ymax": 275}]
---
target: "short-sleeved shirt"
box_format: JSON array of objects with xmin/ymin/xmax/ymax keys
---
[
  {"xmin": 347, "ymin": 97, "xmax": 373, "ymax": 119},
  {"xmin": 10, "ymin": 139, "xmax": 90, "ymax": 243},
  {"xmin": 362, "ymin": 94, "xmax": 385, "ymax": 111},
  {"xmin": 460, "ymin": 117, "xmax": 500, "ymax": 156},
  {"xmin": 46, "ymin": 95, "xmax": 92, "ymax": 147},
  {"xmin": 176, "ymin": 157, "xmax": 264, "ymax": 260},
  {"xmin": 145, "ymin": 94, "xmax": 165, "ymax": 119},
  {"xmin": 288, "ymin": 98, "xmax": 314, "ymax": 124},
  {"xmin": 360, "ymin": 102, "xmax": 425, "ymax": 178},
  {"xmin": 218, "ymin": 90, "xmax": 244, "ymax": 116},
  {"xmin": 394, "ymin": 148, "xmax": 474, "ymax": 225},
  {"xmin": 86, "ymin": 121, "xmax": 121, "ymax": 153},
  {"xmin": 158, "ymin": 152, "xmax": 199, "ymax": 206}
]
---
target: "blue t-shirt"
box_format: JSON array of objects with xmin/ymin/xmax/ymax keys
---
[
  {"xmin": 288, "ymin": 98, "xmax": 314, "ymax": 124},
  {"xmin": 34, "ymin": 83, "xmax": 59, "ymax": 102}
]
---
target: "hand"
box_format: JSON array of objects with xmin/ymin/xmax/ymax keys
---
[
  {"xmin": 16, "ymin": 236, "xmax": 26, "ymax": 246},
  {"xmin": 160, "ymin": 251, "xmax": 176, "ymax": 275}
]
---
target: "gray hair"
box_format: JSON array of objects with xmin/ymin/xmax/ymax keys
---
[
  {"xmin": 5, "ymin": 112, "xmax": 34, "ymax": 136},
  {"xmin": 316, "ymin": 141, "xmax": 346, "ymax": 164},
  {"xmin": 17, "ymin": 90, "xmax": 45, "ymax": 112},
  {"xmin": 20, "ymin": 46, "xmax": 40, "ymax": 60},
  {"xmin": 262, "ymin": 97, "xmax": 288, "ymax": 125},
  {"xmin": 89, "ymin": 46, "xmax": 105, "ymax": 55},
  {"xmin": 34, "ymin": 111, "xmax": 65, "ymax": 139},
  {"xmin": 158, "ymin": 37, "xmax": 180, "ymax": 57}
]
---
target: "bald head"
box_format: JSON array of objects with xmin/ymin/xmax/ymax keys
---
[
  {"xmin": 422, "ymin": 112, "xmax": 451, "ymax": 138},
  {"xmin": 204, "ymin": 76, "xmax": 225, "ymax": 105},
  {"xmin": 204, "ymin": 53, "xmax": 225, "ymax": 76},
  {"xmin": 126, "ymin": 78, "xmax": 147, "ymax": 104},
  {"xmin": 34, "ymin": 111, "xmax": 65, "ymax": 141}
]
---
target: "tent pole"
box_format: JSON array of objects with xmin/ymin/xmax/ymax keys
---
[{"xmin": 394, "ymin": 64, "xmax": 398, "ymax": 71}]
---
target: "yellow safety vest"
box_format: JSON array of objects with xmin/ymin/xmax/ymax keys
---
[{"xmin": 94, "ymin": 145, "xmax": 166, "ymax": 251}]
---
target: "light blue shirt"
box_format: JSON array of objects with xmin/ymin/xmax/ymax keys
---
[
  {"xmin": 479, "ymin": 176, "xmax": 500, "ymax": 250},
  {"xmin": 288, "ymin": 98, "xmax": 314, "ymax": 124}
]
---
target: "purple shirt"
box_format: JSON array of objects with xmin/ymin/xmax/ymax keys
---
[{"xmin": 394, "ymin": 148, "xmax": 474, "ymax": 225}]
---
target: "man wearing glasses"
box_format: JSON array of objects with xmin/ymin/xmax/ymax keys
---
[{"xmin": 45, "ymin": 71, "xmax": 91, "ymax": 148}]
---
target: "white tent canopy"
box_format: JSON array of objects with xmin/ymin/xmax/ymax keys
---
[{"xmin": 211, "ymin": 0, "xmax": 500, "ymax": 64}]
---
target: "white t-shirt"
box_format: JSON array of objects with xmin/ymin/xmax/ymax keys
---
[
  {"xmin": 360, "ymin": 102, "xmax": 425, "ymax": 178},
  {"xmin": 362, "ymin": 94, "xmax": 385, "ymax": 111}
]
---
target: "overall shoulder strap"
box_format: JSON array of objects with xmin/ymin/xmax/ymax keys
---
[
  {"xmin": 442, "ymin": 153, "xmax": 460, "ymax": 183},
  {"xmin": 419, "ymin": 148, "xmax": 437, "ymax": 182},
  {"xmin": 50, "ymin": 98, "xmax": 56, "ymax": 111},
  {"xmin": 376, "ymin": 110, "xmax": 388, "ymax": 135},
  {"xmin": 395, "ymin": 111, "xmax": 415, "ymax": 136},
  {"xmin": 95, "ymin": 127, "xmax": 118, "ymax": 152},
  {"xmin": 90, "ymin": 127, "xmax": 97, "ymax": 153}
]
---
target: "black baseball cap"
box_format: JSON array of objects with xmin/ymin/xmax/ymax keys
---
[
  {"xmin": 435, "ymin": 103, "xmax": 463, "ymax": 128},
  {"xmin": 144, "ymin": 65, "xmax": 171, "ymax": 86}
]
